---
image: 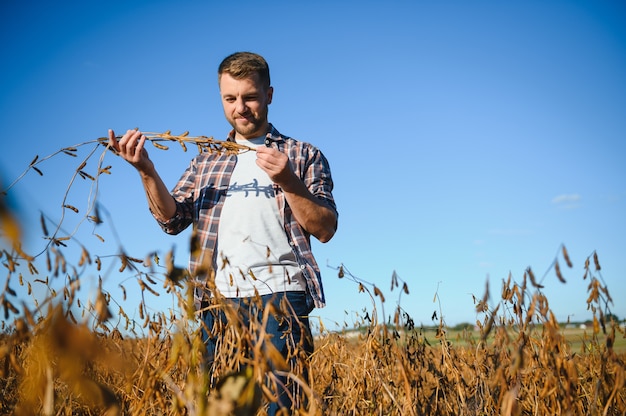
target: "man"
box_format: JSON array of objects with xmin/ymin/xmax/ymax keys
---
[{"xmin": 108, "ymin": 51, "xmax": 338, "ymax": 414}]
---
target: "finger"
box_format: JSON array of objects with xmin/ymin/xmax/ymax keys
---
[
  {"xmin": 135, "ymin": 132, "xmax": 147, "ymax": 154},
  {"xmin": 108, "ymin": 129, "xmax": 118, "ymax": 149},
  {"xmin": 256, "ymin": 146, "xmax": 277, "ymax": 161},
  {"xmin": 129, "ymin": 129, "xmax": 142, "ymax": 142},
  {"xmin": 118, "ymin": 129, "xmax": 131, "ymax": 147},
  {"xmin": 120, "ymin": 129, "xmax": 141, "ymax": 151}
]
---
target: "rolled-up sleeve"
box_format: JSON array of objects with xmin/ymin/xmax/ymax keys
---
[
  {"xmin": 153, "ymin": 202, "xmax": 193, "ymax": 235},
  {"xmin": 305, "ymin": 147, "xmax": 337, "ymax": 218}
]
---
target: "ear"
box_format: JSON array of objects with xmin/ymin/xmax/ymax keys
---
[{"xmin": 266, "ymin": 86, "xmax": 274, "ymax": 105}]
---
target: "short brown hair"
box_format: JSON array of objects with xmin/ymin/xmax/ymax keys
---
[{"xmin": 218, "ymin": 52, "xmax": 271, "ymax": 88}]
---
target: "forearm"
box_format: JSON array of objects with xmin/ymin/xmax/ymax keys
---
[
  {"xmin": 138, "ymin": 168, "xmax": 177, "ymax": 222},
  {"xmin": 282, "ymin": 180, "xmax": 337, "ymax": 243},
  {"xmin": 254, "ymin": 143, "xmax": 337, "ymax": 241}
]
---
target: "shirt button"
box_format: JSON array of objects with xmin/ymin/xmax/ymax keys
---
[{"xmin": 300, "ymin": 265, "xmax": 305, "ymax": 270}]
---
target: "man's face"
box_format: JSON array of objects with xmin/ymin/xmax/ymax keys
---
[{"xmin": 219, "ymin": 72, "xmax": 273, "ymax": 140}]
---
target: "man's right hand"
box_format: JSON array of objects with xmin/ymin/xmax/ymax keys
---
[
  {"xmin": 108, "ymin": 129, "xmax": 153, "ymax": 172},
  {"xmin": 107, "ymin": 128, "xmax": 176, "ymax": 221}
]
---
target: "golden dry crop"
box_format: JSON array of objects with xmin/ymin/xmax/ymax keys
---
[{"xmin": 1, "ymin": 133, "xmax": 624, "ymax": 415}]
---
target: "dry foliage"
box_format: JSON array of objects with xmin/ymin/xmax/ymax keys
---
[{"xmin": 1, "ymin": 133, "xmax": 625, "ymax": 415}]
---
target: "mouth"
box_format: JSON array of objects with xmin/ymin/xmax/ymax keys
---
[{"xmin": 235, "ymin": 115, "xmax": 254, "ymax": 124}]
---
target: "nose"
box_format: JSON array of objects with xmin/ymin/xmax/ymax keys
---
[{"xmin": 235, "ymin": 98, "xmax": 248, "ymax": 114}]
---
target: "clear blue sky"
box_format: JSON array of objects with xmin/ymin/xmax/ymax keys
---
[{"xmin": 1, "ymin": 1, "xmax": 625, "ymax": 331}]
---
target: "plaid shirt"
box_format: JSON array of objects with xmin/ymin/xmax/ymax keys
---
[{"xmin": 154, "ymin": 124, "xmax": 337, "ymax": 309}]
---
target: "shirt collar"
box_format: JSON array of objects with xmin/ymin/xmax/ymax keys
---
[{"xmin": 266, "ymin": 123, "xmax": 283, "ymax": 141}]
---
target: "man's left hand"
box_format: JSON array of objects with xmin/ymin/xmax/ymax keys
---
[{"xmin": 255, "ymin": 146, "xmax": 297, "ymax": 191}]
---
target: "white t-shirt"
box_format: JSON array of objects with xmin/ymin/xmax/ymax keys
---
[{"xmin": 214, "ymin": 136, "xmax": 306, "ymax": 297}]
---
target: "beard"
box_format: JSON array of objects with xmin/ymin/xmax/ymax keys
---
[
  {"xmin": 226, "ymin": 109, "xmax": 269, "ymax": 139},
  {"xmin": 232, "ymin": 117, "xmax": 265, "ymax": 138}
]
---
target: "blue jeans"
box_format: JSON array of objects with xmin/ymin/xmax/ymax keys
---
[{"xmin": 200, "ymin": 291, "xmax": 314, "ymax": 415}]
